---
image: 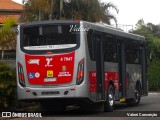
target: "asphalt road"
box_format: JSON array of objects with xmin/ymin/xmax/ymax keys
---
[{"xmin": 2, "ymin": 92, "xmax": 160, "ymax": 120}]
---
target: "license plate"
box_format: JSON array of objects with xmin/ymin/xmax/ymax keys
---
[
  {"xmin": 42, "ymin": 91, "xmax": 59, "ymax": 95},
  {"xmin": 44, "ymin": 77, "xmax": 56, "ymax": 82},
  {"xmin": 47, "ymin": 70, "xmax": 53, "ymax": 78}
]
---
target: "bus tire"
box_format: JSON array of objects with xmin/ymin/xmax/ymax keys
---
[
  {"xmin": 126, "ymin": 85, "xmax": 141, "ymax": 106},
  {"xmin": 104, "ymin": 84, "xmax": 115, "ymax": 112}
]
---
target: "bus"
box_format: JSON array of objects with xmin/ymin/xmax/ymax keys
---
[{"xmin": 16, "ymin": 20, "xmax": 148, "ymax": 112}]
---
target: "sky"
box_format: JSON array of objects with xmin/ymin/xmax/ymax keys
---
[
  {"xmin": 12, "ymin": 0, "xmax": 22, "ymax": 4},
  {"xmin": 101, "ymin": 0, "xmax": 160, "ymax": 27},
  {"xmin": 13, "ymin": 0, "xmax": 160, "ymax": 29}
]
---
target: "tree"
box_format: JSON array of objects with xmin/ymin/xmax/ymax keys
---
[
  {"xmin": 0, "ymin": 62, "xmax": 16, "ymax": 109},
  {"xmin": 63, "ymin": 0, "xmax": 119, "ymax": 24},
  {"xmin": 0, "ymin": 18, "xmax": 16, "ymax": 59},
  {"xmin": 135, "ymin": 19, "xmax": 145, "ymax": 29},
  {"xmin": 63, "ymin": 0, "xmax": 102, "ymax": 21},
  {"xmin": 23, "ymin": 0, "xmax": 119, "ymax": 25},
  {"xmin": 23, "ymin": 0, "xmax": 53, "ymax": 21},
  {"xmin": 0, "ymin": 18, "xmax": 17, "ymax": 107},
  {"xmin": 100, "ymin": 2, "xmax": 119, "ymax": 25},
  {"xmin": 134, "ymin": 19, "xmax": 160, "ymax": 38}
]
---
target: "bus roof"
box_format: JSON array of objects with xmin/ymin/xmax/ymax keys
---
[
  {"xmin": 82, "ymin": 21, "xmax": 145, "ymax": 42},
  {"xmin": 20, "ymin": 20, "xmax": 145, "ymax": 42}
]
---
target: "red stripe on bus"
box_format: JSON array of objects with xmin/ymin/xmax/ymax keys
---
[{"xmin": 89, "ymin": 71, "xmax": 129, "ymax": 92}]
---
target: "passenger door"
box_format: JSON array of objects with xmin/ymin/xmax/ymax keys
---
[
  {"xmin": 94, "ymin": 32, "xmax": 105, "ymax": 101},
  {"xmin": 117, "ymin": 39, "xmax": 126, "ymax": 98}
]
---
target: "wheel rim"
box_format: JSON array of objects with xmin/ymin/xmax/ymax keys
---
[{"xmin": 109, "ymin": 90, "xmax": 114, "ymax": 106}]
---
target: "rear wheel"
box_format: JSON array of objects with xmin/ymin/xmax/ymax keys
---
[
  {"xmin": 104, "ymin": 84, "xmax": 115, "ymax": 112},
  {"xmin": 126, "ymin": 85, "xmax": 141, "ymax": 106}
]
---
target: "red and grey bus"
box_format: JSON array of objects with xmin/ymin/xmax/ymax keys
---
[{"xmin": 16, "ymin": 20, "xmax": 148, "ymax": 112}]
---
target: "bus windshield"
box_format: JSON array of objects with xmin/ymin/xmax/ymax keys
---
[{"xmin": 21, "ymin": 24, "xmax": 79, "ymax": 51}]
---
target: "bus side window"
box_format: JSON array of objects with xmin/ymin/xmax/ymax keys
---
[
  {"xmin": 103, "ymin": 34, "xmax": 117, "ymax": 62},
  {"xmin": 125, "ymin": 40, "xmax": 141, "ymax": 64}
]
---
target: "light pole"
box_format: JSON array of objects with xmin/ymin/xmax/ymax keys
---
[
  {"xmin": 49, "ymin": 0, "xmax": 53, "ymax": 20},
  {"xmin": 60, "ymin": 0, "xmax": 63, "ymax": 19},
  {"xmin": 60, "ymin": 0, "xmax": 71, "ymax": 19}
]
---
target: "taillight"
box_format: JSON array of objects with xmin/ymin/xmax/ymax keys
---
[
  {"xmin": 20, "ymin": 23, "xmax": 27, "ymax": 27},
  {"xmin": 76, "ymin": 59, "xmax": 84, "ymax": 85},
  {"xmin": 18, "ymin": 62, "xmax": 25, "ymax": 87},
  {"xmin": 73, "ymin": 20, "xmax": 80, "ymax": 22}
]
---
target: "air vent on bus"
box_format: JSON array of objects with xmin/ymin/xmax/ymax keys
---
[
  {"xmin": 18, "ymin": 62, "xmax": 25, "ymax": 87},
  {"xmin": 76, "ymin": 59, "xmax": 84, "ymax": 85}
]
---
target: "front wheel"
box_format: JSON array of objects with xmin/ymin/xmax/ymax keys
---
[
  {"xmin": 126, "ymin": 85, "xmax": 141, "ymax": 106},
  {"xmin": 104, "ymin": 84, "xmax": 115, "ymax": 112}
]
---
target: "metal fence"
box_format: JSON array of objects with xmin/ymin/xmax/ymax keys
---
[
  {"xmin": 0, "ymin": 50, "xmax": 16, "ymax": 68},
  {"xmin": 0, "ymin": 50, "xmax": 16, "ymax": 60}
]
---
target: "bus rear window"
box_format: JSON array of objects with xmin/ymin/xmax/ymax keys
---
[{"xmin": 21, "ymin": 24, "xmax": 79, "ymax": 51}]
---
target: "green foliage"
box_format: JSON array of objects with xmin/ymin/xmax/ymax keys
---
[
  {"xmin": 100, "ymin": 2, "xmax": 119, "ymax": 24},
  {"xmin": 0, "ymin": 18, "xmax": 16, "ymax": 50},
  {"xmin": 0, "ymin": 62, "xmax": 16, "ymax": 110},
  {"xmin": 23, "ymin": 0, "xmax": 119, "ymax": 24},
  {"xmin": 23, "ymin": 0, "xmax": 51, "ymax": 21},
  {"xmin": 148, "ymin": 59, "xmax": 160, "ymax": 91},
  {"xmin": 2, "ymin": 18, "xmax": 16, "ymax": 32}
]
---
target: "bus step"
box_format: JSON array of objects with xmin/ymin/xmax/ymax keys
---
[
  {"xmin": 95, "ymin": 100, "xmax": 106, "ymax": 103},
  {"xmin": 120, "ymin": 98, "xmax": 126, "ymax": 103}
]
